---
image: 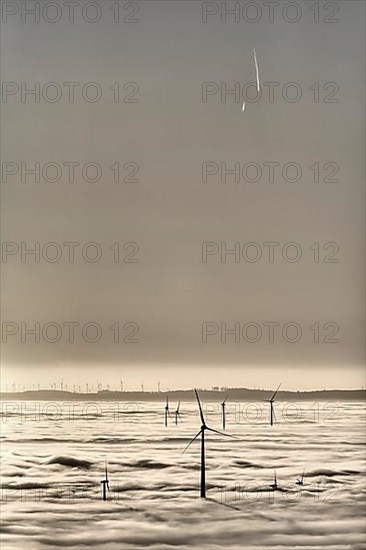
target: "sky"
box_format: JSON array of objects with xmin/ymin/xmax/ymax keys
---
[{"xmin": 1, "ymin": 0, "xmax": 365, "ymax": 390}]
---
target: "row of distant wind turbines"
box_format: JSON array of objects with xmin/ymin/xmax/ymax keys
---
[
  {"xmin": 100, "ymin": 383, "xmax": 306, "ymax": 500},
  {"xmin": 164, "ymin": 383, "xmax": 281, "ymax": 429}
]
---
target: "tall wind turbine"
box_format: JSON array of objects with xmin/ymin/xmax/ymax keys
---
[
  {"xmin": 164, "ymin": 396, "xmax": 170, "ymax": 427},
  {"xmin": 175, "ymin": 401, "xmax": 182, "ymax": 425},
  {"xmin": 101, "ymin": 460, "xmax": 109, "ymax": 501},
  {"xmin": 221, "ymin": 395, "xmax": 228, "ymax": 430},
  {"xmin": 183, "ymin": 389, "xmax": 235, "ymax": 498},
  {"xmin": 265, "ymin": 383, "xmax": 281, "ymax": 426}
]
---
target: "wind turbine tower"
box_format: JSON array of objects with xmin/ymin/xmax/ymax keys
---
[
  {"xmin": 175, "ymin": 401, "xmax": 182, "ymax": 425},
  {"xmin": 164, "ymin": 396, "xmax": 170, "ymax": 427},
  {"xmin": 221, "ymin": 395, "xmax": 228, "ymax": 430},
  {"xmin": 183, "ymin": 390, "xmax": 235, "ymax": 498},
  {"xmin": 265, "ymin": 383, "xmax": 281, "ymax": 426},
  {"xmin": 101, "ymin": 461, "xmax": 110, "ymax": 501}
]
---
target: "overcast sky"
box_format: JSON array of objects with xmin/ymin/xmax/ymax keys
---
[{"xmin": 1, "ymin": 1, "xmax": 365, "ymax": 390}]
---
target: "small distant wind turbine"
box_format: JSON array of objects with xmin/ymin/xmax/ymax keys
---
[
  {"xmin": 270, "ymin": 468, "xmax": 279, "ymax": 491},
  {"xmin": 265, "ymin": 383, "xmax": 281, "ymax": 426},
  {"xmin": 296, "ymin": 469, "xmax": 305, "ymax": 486},
  {"xmin": 175, "ymin": 401, "xmax": 182, "ymax": 425},
  {"xmin": 164, "ymin": 396, "xmax": 170, "ymax": 427},
  {"xmin": 183, "ymin": 389, "xmax": 235, "ymax": 498},
  {"xmin": 101, "ymin": 461, "xmax": 109, "ymax": 501},
  {"xmin": 221, "ymin": 395, "xmax": 228, "ymax": 430}
]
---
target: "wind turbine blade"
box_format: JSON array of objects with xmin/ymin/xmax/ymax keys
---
[
  {"xmin": 253, "ymin": 47, "xmax": 261, "ymax": 92},
  {"xmin": 105, "ymin": 460, "xmax": 108, "ymax": 481},
  {"xmin": 177, "ymin": 400, "xmax": 181, "ymax": 413},
  {"xmin": 271, "ymin": 382, "xmax": 282, "ymax": 401},
  {"xmin": 182, "ymin": 430, "xmax": 202, "ymax": 454},
  {"xmin": 194, "ymin": 389, "xmax": 205, "ymax": 425},
  {"xmin": 302, "ymin": 469, "xmax": 305, "ymax": 482},
  {"xmin": 222, "ymin": 395, "xmax": 228, "ymax": 405},
  {"xmin": 207, "ymin": 427, "xmax": 237, "ymax": 439}
]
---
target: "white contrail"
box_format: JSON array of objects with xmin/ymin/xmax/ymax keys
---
[
  {"xmin": 253, "ymin": 47, "xmax": 260, "ymax": 92},
  {"xmin": 241, "ymin": 101, "xmax": 246, "ymax": 113}
]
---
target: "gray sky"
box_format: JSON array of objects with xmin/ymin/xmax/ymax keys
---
[{"xmin": 1, "ymin": 0, "xmax": 365, "ymax": 390}]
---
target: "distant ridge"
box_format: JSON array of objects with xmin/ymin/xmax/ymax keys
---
[{"xmin": 1, "ymin": 388, "xmax": 365, "ymax": 401}]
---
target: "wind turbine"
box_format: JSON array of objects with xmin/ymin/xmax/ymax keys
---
[
  {"xmin": 183, "ymin": 389, "xmax": 235, "ymax": 499},
  {"xmin": 164, "ymin": 396, "xmax": 170, "ymax": 427},
  {"xmin": 100, "ymin": 460, "xmax": 109, "ymax": 501},
  {"xmin": 265, "ymin": 383, "xmax": 281, "ymax": 426},
  {"xmin": 175, "ymin": 401, "xmax": 182, "ymax": 425},
  {"xmin": 296, "ymin": 469, "xmax": 305, "ymax": 486},
  {"xmin": 221, "ymin": 395, "xmax": 228, "ymax": 430},
  {"xmin": 269, "ymin": 468, "xmax": 279, "ymax": 491}
]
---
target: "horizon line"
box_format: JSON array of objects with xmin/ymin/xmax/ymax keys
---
[{"xmin": 1, "ymin": 387, "xmax": 365, "ymax": 395}]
